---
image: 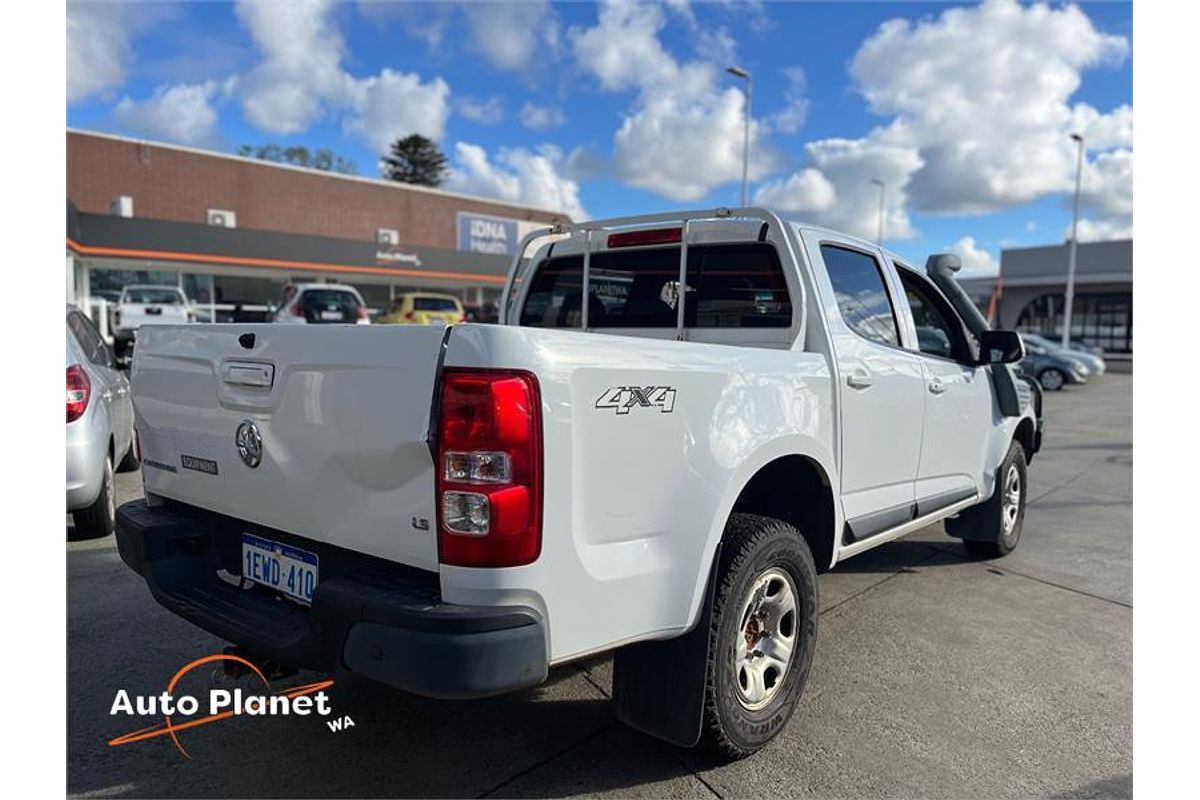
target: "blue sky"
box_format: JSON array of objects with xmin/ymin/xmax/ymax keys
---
[{"xmin": 66, "ymin": 1, "xmax": 1132, "ymax": 274}]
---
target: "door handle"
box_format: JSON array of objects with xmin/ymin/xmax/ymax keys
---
[
  {"xmin": 847, "ymin": 372, "xmax": 874, "ymax": 389},
  {"xmin": 928, "ymin": 378, "xmax": 947, "ymax": 395}
]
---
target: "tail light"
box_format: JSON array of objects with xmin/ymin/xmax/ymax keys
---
[
  {"xmin": 436, "ymin": 368, "xmax": 542, "ymax": 567},
  {"xmin": 134, "ymin": 428, "xmax": 142, "ymax": 461},
  {"xmin": 66, "ymin": 364, "xmax": 91, "ymax": 423},
  {"xmin": 404, "ymin": 311, "xmax": 415, "ymax": 321},
  {"xmin": 357, "ymin": 306, "xmax": 369, "ymax": 322},
  {"xmin": 291, "ymin": 303, "xmax": 305, "ymax": 317}
]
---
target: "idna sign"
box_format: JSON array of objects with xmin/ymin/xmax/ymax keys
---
[{"xmin": 457, "ymin": 212, "xmax": 519, "ymax": 256}]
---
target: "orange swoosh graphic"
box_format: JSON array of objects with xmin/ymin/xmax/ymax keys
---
[{"xmin": 108, "ymin": 654, "xmax": 334, "ymax": 759}]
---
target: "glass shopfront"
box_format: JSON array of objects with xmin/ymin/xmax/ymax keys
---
[{"xmin": 1015, "ymin": 292, "xmax": 1132, "ymax": 354}]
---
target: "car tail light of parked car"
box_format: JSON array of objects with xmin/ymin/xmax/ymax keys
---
[
  {"xmin": 66, "ymin": 364, "xmax": 91, "ymax": 423},
  {"xmin": 436, "ymin": 368, "xmax": 542, "ymax": 567},
  {"xmin": 357, "ymin": 306, "xmax": 370, "ymax": 322}
]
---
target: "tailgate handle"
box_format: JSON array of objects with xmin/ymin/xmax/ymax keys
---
[{"xmin": 222, "ymin": 362, "xmax": 274, "ymax": 389}]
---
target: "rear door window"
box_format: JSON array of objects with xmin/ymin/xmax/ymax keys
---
[
  {"xmin": 520, "ymin": 243, "xmax": 791, "ymax": 329},
  {"xmin": 820, "ymin": 245, "xmax": 900, "ymax": 347}
]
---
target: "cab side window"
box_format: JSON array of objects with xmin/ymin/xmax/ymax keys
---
[
  {"xmin": 899, "ymin": 270, "xmax": 971, "ymax": 362},
  {"xmin": 820, "ymin": 244, "xmax": 900, "ymax": 347}
]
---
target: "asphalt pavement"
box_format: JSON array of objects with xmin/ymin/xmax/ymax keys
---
[{"xmin": 67, "ymin": 374, "xmax": 1131, "ymax": 799}]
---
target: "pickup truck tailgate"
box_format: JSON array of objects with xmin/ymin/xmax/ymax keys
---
[{"xmin": 131, "ymin": 324, "xmax": 447, "ymax": 571}]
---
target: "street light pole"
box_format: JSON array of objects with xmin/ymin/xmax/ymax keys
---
[
  {"xmin": 727, "ymin": 66, "xmax": 751, "ymax": 207},
  {"xmin": 871, "ymin": 178, "xmax": 885, "ymax": 244},
  {"xmin": 1062, "ymin": 132, "xmax": 1084, "ymax": 349}
]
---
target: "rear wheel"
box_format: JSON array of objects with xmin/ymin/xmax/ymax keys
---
[
  {"xmin": 699, "ymin": 513, "xmax": 818, "ymax": 759},
  {"xmin": 72, "ymin": 453, "xmax": 116, "ymax": 539},
  {"xmin": 1038, "ymin": 367, "xmax": 1066, "ymax": 391}
]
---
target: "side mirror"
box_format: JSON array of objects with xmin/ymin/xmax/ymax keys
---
[{"xmin": 978, "ymin": 330, "xmax": 1025, "ymax": 365}]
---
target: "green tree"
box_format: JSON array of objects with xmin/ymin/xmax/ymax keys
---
[
  {"xmin": 236, "ymin": 143, "xmax": 358, "ymax": 175},
  {"xmin": 380, "ymin": 134, "xmax": 448, "ymax": 186}
]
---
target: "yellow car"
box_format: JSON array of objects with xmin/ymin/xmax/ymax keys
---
[{"xmin": 377, "ymin": 293, "xmax": 466, "ymax": 326}]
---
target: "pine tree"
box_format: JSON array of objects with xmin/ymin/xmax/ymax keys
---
[{"xmin": 380, "ymin": 134, "xmax": 448, "ymax": 186}]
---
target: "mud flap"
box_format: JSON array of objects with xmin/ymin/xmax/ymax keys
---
[{"xmin": 611, "ymin": 544, "xmax": 721, "ymax": 748}]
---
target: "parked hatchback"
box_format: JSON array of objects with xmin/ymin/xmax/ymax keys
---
[
  {"xmin": 273, "ymin": 283, "xmax": 371, "ymax": 325},
  {"xmin": 1018, "ymin": 337, "xmax": 1088, "ymax": 391},
  {"xmin": 1021, "ymin": 333, "xmax": 1106, "ymax": 376},
  {"xmin": 377, "ymin": 292, "xmax": 466, "ymax": 326},
  {"xmin": 66, "ymin": 306, "xmax": 138, "ymax": 537}
]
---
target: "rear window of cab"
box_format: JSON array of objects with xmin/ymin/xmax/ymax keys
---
[{"xmin": 519, "ymin": 243, "xmax": 792, "ymax": 329}]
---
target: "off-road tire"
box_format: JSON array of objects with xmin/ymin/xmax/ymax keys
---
[
  {"xmin": 72, "ymin": 454, "xmax": 116, "ymax": 539},
  {"xmin": 699, "ymin": 513, "xmax": 818, "ymax": 760},
  {"xmin": 946, "ymin": 440, "xmax": 1027, "ymax": 559}
]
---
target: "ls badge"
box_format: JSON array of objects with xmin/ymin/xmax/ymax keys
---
[{"xmin": 595, "ymin": 386, "xmax": 677, "ymax": 415}]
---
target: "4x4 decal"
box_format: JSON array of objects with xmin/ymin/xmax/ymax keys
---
[{"xmin": 595, "ymin": 386, "xmax": 677, "ymax": 415}]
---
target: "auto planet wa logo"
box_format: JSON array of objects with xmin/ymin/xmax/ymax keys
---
[{"xmin": 108, "ymin": 653, "xmax": 351, "ymax": 759}]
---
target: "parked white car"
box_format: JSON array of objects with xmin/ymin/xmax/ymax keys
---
[
  {"xmin": 272, "ymin": 283, "xmax": 370, "ymax": 325},
  {"xmin": 111, "ymin": 285, "xmax": 193, "ymax": 360},
  {"xmin": 116, "ymin": 209, "xmax": 1042, "ymax": 758},
  {"xmin": 67, "ymin": 306, "xmax": 137, "ymax": 537}
]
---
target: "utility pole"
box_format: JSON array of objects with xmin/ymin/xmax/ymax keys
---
[
  {"xmin": 1062, "ymin": 132, "xmax": 1084, "ymax": 349},
  {"xmin": 727, "ymin": 66, "xmax": 752, "ymax": 207}
]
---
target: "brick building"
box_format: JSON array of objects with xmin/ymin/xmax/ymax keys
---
[{"xmin": 66, "ymin": 129, "xmax": 571, "ymax": 320}]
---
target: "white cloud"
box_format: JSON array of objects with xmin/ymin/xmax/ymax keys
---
[
  {"xmin": 1070, "ymin": 103, "xmax": 1133, "ymax": 151},
  {"xmin": 67, "ymin": 1, "xmax": 130, "ymax": 101},
  {"xmin": 459, "ymin": 96, "xmax": 505, "ymax": 125},
  {"xmin": 520, "ymin": 103, "xmax": 566, "ymax": 131},
  {"xmin": 343, "ymin": 70, "xmax": 450, "ymax": 154},
  {"xmin": 946, "ymin": 236, "xmax": 999, "ymax": 277},
  {"xmin": 113, "ymin": 80, "xmax": 233, "ymax": 145},
  {"xmin": 759, "ymin": 123, "xmax": 923, "ymax": 240},
  {"xmin": 235, "ymin": 0, "xmax": 449, "ymax": 154},
  {"xmin": 235, "ymin": 0, "xmax": 354, "ymax": 133},
  {"xmin": 759, "ymin": 0, "xmax": 1131, "ymax": 241},
  {"xmin": 849, "ymin": 0, "xmax": 1129, "ymax": 215},
  {"xmin": 1075, "ymin": 217, "xmax": 1132, "ymax": 243},
  {"xmin": 571, "ymin": 0, "xmax": 778, "ymax": 201},
  {"xmin": 612, "ymin": 88, "xmax": 780, "ymax": 202},
  {"xmin": 445, "ymin": 142, "xmax": 587, "ymax": 220},
  {"xmin": 462, "ymin": 1, "xmax": 559, "ymax": 72},
  {"xmin": 769, "ymin": 67, "xmax": 809, "ymax": 135},
  {"xmin": 1072, "ymin": 148, "xmax": 1132, "ymax": 242}
]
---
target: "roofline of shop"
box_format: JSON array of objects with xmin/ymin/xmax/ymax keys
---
[
  {"xmin": 66, "ymin": 237, "xmax": 508, "ymax": 285},
  {"xmin": 67, "ymin": 128, "xmax": 572, "ymax": 220}
]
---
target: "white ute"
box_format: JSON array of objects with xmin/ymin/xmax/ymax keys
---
[
  {"xmin": 111, "ymin": 284, "xmax": 193, "ymax": 360},
  {"xmin": 116, "ymin": 209, "xmax": 1043, "ymax": 758}
]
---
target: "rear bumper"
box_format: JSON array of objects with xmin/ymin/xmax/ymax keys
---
[{"xmin": 115, "ymin": 500, "xmax": 548, "ymax": 699}]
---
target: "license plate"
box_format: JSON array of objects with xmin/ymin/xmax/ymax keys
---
[
  {"xmin": 241, "ymin": 533, "xmax": 318, "ymax": 604},
  {"xmin": 320, "ymin": 310, "xmax": 343, "ymax": 321}
]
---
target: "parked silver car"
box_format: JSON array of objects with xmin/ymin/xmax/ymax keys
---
[
  {"xmin": 67, "ymin": 305, "xmax": 137, "ymax": 537},
  {"xmin": 1021, "ymin": 333, "xmax": 1107, "ymax": 376}
]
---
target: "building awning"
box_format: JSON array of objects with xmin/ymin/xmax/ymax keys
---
[{"xmin": 66, "ymin": 204, "xmax": 515, "ymax": 285}]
